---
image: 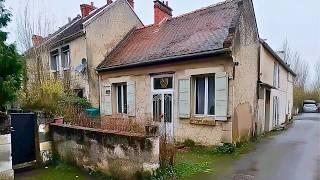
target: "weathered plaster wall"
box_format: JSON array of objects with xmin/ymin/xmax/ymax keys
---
[
  {"xmin": 51, "ymin": 124, "xmax": 159, "ymax": 179},
  {"xmin": 0, "ymin": 134, "xmax": 14, "ymax": 180},
  {"xmin": 100, "ymin": 56, "xmax": 234, "ymax": 145},
  {"xmin": 85, "ymin": 0, "xmax": 143, "ymax": 107},
  {"xmin": 259, "ymin": 44, "xmax": 295, "ymax": 132},
  {"xmin": 231, "ymin": 0, "xmax": 260, "ymax": 141}
]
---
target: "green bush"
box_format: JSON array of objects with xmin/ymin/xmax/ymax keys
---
[
  {"xmin": 215, "ymin": 143, "xmax": 236, "ymax": 154},
  {"xmin": 59, "ymin": 95, "xmax": 92, "ymax": 109},
  {"xmin": 183, "ymin": 139, "xmax": 195, "ymax": 147}
]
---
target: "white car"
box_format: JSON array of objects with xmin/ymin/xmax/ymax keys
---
[{"xmin": 303, "ymin": 104, "xmax": 318, "ymax": 113}]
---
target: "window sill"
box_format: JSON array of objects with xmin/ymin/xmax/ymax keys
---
[{"xmin": 189, "ymin": 117, "xmax": 215, "ymax": 126}]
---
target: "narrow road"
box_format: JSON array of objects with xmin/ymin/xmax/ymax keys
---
[{"xmin": 217, "ymin": 113, "xmax": 320, "ymax": 180}]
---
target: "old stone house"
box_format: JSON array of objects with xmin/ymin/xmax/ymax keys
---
[
  {"xmin": 96, "ymin": 0, "xmax": 296, "ymax": 145},
  {"xmin": 257, "ymin": 39, "xmax": 295, "ymax": 134},
  {"xmin": 96, "ymin": 0, "xmax": 261, "ymax": 145},
  {"xmin": 26, "ymin": 0, "xmax": 143, "ymax": 107}
]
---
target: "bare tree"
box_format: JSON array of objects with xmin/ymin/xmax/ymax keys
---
[
  {"xmin": 283, "ymin": 40, "xmax": 309, "ymax": 89},
  {"xmin": 312, "ymin": 61, "xmax": 320, "ymax": 90},
  {"xmin": 15, "ymin": 0, "xmax": 56, "ymax": 99},
  {"xmin": 16, "ymin": 0, "xmax": 54, "ymax": 51}
]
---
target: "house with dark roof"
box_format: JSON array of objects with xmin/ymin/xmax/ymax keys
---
[
  {"xmin": 25, "ymin": 0, "xmax": 143, "ymax": 106},
  {"xmin": 96, "ymin": 0, "xmax": 262, "ymax": 145}
]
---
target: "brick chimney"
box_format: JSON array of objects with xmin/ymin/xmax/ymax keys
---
[
  {"xmin": 127, "ymin": 0, "xmax": 134, "ymax": 9},
  {"xmin": 154, "ymin": 1, "xmax": 172, "ymax": 26},
  {"xmin": 107, "ymin": 0, "xmax": 113, "ymax": 5},
  {"xmin": 32, "ymin": 35, "xmax": 43, "ymax": 47},
  {"xmin": 80, "ymin": 2, "xmax": 95, "ymax": 17}
]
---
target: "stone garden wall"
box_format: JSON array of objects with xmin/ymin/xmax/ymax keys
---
[{"xmin": 50, "ymin": 124, "xmax": 160, "ymax": 179}]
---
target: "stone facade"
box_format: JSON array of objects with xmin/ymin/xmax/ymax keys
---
[
  {"xmin": 25, "ymin": 0, "xmax": 143, "ymax": 107},
  {"xmin": 51, "ymin": 124, "xmax": 159, "ymax": 179},
  {"xmin": 84, "ymin": 0, "xmax": 143, "ymax": 107},
  {"xmin": 99, "ymin": 56, "xmax": 235, "ymax": 145}
]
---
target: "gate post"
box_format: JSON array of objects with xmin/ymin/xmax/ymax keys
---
[
  {"xmin": 36, "ymin": 112, "xmax": 53, "ymax": 164},
  {"xmin": 0, "ymin": 134, "xmax": 14, "ymax": 179}
]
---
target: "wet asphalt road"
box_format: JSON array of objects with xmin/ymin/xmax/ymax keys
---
[{"xmin": 218, "ymin": 113, "xmax": 320, "ymax": 180}]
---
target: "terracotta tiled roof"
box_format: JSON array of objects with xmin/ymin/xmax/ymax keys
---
[{"xmin": 97, "ymin": 0, "xmax": 241, "ymax": 70}]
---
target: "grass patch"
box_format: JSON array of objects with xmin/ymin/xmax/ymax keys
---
[{"xmin": 15, "ymin": 162, "xmax": 111, "ymax": 180}]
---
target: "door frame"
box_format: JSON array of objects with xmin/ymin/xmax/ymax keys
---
[{"xmin": 150, "ymin": 74, "xmax": 175, "ymax": 137}]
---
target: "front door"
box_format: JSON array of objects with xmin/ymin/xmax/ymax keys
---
[{"xmin": 152, "ymin": 75, "xmax": 174, "ymax": 140}]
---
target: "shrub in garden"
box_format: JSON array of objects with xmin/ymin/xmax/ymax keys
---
[
  {"xmin": 21, "ymin": 80, "xmax": 65, "ymax": 116},
  {"xmin": 183, "ymin": 139, "xmax": 195, "ymax": 147},
  {"xmin": 215, "ymin": 143, "xmax": 236, "ymax": 154}
]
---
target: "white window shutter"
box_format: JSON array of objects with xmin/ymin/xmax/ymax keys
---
[
  {"xmin": 104, "ymin": 85, "xmax": 112, "ymax": 115},
  {"xmin": 178, "ymin": 79, "xmax": 190, "ymax": 118},
  {"xmin": 215, "ymin": 72, "xmax": 228, "ymax": 121},
  {"xmin": 127, "ymin": 81, "xmax": 136, "ymax": 117}
]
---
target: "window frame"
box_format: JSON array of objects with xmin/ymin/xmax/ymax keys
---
[
  {"xmin": 50, "ymin": 49, "xmax": 59, "ymax": 72},
  {"xmin": 115, "ymin": 83, "xmax": 127, "ymax": 114},
  {"xmin": 61, "ymin": 45, "xmax": 71, "ymax": 70},
  {"xmin": 193, "ymin": 74, "xmax": 215, "ymax": 117}
]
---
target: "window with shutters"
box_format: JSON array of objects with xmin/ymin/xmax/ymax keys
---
[
  {"xmin": 115, "ymin": 83, "xmax": 127, "ymax": 114},
  {"xmin": 194, "ymin": 74, "xmax": 215, "ymax": 116}
]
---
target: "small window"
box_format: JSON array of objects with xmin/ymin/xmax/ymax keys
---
[
  {"xmin": 273, "ymin": 63, "xmax": 280, "ymax": 88},
  {"xmin": 50, "ymin": 50, "xmax": 59, "ymax": 71},
  {"xmin": 74, "ymin": 89, "xmax": 84, "ymax": 98},
  {"xmin": 194, "ymin": 74, "xmax": 215, "ymax": 116},
  {"xmin": 153, "ymin": 76, "xmax": 173, "ymax": 89},
  {"xmin": 61, "ymin": 45, "xmax": 70, "ymax": 69},
  {"xmin": 116, "ymin": 83, "xmax": 127, "ymax": 114}
]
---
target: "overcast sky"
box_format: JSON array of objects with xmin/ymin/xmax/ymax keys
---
[{"xmin": 4, "ymin": 0, "xmax": 320, "ymax": 83}]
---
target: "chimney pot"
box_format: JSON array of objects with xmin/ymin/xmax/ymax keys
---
[
  {"xmin": 32, "ymin": 35, "xmax": 44, "ymax": 47},
  {"xmin": 107, "ymin": 0, "xmax": 113, "ymax": 5},
  {"xmin": 154, "ymin": 0, "xmax": 172, "ymax": 26},
  {"xmin": 127, "ymin": 0, "xmax": 134, "ymax": 9},
  {"xmin": 80, "ymin": 3, "xmax": 95, "ymax": 17}
]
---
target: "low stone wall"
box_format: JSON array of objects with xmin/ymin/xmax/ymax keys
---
[
  {"xmin": 0, "ymin": 134, "xmax": 14, "ymax": 180},
  {"xmin": 50, "ymin": 124, "xmax": 160, "ymax": 179}
]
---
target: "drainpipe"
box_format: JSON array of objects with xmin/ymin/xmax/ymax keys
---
[{"xmin": 255, "ymin": 44, "xmax": 261, "ymax": 137}]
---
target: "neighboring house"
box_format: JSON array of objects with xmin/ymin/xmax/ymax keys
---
[
  {"xmin": 25, "ymin": 0, "xmax": 143, "ymax": 107},
  {"xmin": 257, "ymin": 39, "xmax": 295, "ymax": 133},
  {"xmin": 96, "ymin": 0, "xmax": 260, "ymax": 145}
]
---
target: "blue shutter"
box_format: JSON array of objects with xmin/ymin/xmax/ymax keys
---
[
  {"xmin": 179, "ymin": 79, "xmax": 190, "ymax": 118},
  {"xmin": 104, "ymin": 85, "xmax": 112, "ymax": 115},
  {"xmin": 127, "ymin": 81, "xmax": 136, "ymax": 117},
  {"xmin": 215, "ymin": 72, "xmax": 228, "ymax": 121}
]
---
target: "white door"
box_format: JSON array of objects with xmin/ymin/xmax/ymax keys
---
[{"xmin": 151, "ymin": 75, "xmax": 174, "ymax": 141}]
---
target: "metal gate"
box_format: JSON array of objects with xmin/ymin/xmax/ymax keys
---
[{"xmin": 10, "ymin": 113, "xmax": 36, "ymax": 165}]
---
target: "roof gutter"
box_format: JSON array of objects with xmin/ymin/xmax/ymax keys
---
[{"xmin": 96, "ymin": 48, "xmax": 231, "ymax": 72}]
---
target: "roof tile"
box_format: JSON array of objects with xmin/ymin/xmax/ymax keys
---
[{"xmin": 98, "ymin": 0, "xmax": 241, "ymax": 70}]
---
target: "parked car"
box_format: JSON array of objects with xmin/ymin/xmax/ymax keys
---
[
  {"xmin": 317, "ymin": 103, "xmax": 320, "ymax": 112},
  {"xmin": 303, "ymin": 103, "xmax": 318, "ymax": 113}
]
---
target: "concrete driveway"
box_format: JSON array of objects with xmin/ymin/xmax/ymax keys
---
[{"xmin": 216, "ymin": 113, "xmax": 320, "ymax": 180}]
